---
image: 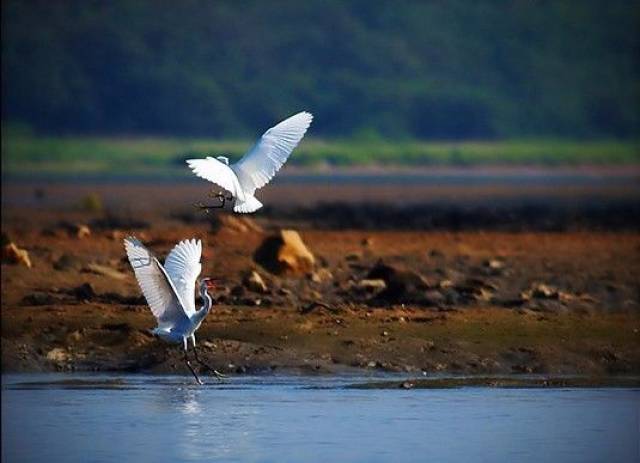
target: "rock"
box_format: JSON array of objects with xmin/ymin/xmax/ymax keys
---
[
  {"xmin": 83, "ymin": 263, "xmax": 127, "ymax": 280},
  {"xmin": 366, "ymin": 262, "xmax": 434, "ymax": 303},
  {"xmin": 479, "ymin": 258, "xmax": 506, "ymax": 276},
  {"xmin": 110, "ymin": 230, "xmax": 124, "ymax": 241},
  {"xmin": 345, "ymin": 252, "xmax": 361, "ymax": 262},
  {"xmin": 254, "ymin": 230, "xmax": 315, "ymax": 276},
  {"xmin": 356, "ymin": 279, "xmax": 387, "ymax": 293},
  {"xmin": 439, "ymin": 279, "xmax": 454, "ymax": 289},
  {"xmin": 2, "ymin": 242, "xmax": 32, "ymax": 268},
  {"xmin": 58, "ymin": 221, "xmax": 91, "ymax": 238},
  {"xmin": 243, "ymin": 270, "xmax": 268, "ymax": 293},
  {"xmin": 76, "ymin": 224, "xmax": 91, "ymax": 239},
  {"xmin": 453, "ymin": 277, "xmax": 497, "ymax": 303},
  {"xmin": 521, "ymin": 282, "xmax": 559, "ymax": 300},
  {"xmin": 46, "ymin": 348, "xmax": 70, "ymax": 362},
  {"xmin": 309, "ymin": 268, "xmax": 333, "ymax": 283},
  {"xmin": 21, "ymin": 292, "xmax": 56, "ymax": 306},
  {"xmin": 361, "ymin": 237, "xmax": 374, "ymax": 247},
  {"xmin": 53, "ymin": 253, "xmax": 83, "ymax": 271},
  {"xmin": 72, "ymin": 283, "xmax": 96, "ymax": 301}
]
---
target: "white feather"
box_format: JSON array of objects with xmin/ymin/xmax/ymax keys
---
[
  {"xmin": 124, "ymin": 237, "xmax": 190, "ymax": 329},
  {"xmin": 186, "ymin": 157, "xmax": 244, "ymax": 200},
  {"xmin": 186, "ymin": 111, "xmax": 313, "ymax": 213},
  {"xmin": 163, "ymin": 239, "xmax": 202, "ymax": 317}
]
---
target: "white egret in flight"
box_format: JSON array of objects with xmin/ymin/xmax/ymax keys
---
[
  {"xmin": 124, "ymin": 236, "xmax": 224, "ymax": 384},
  {"xmin": 187, "ymin": 111, "xmax": 313, "ymax": 213}
]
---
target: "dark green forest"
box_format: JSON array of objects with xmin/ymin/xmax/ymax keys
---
[{"xmin": 2, "ymin": 0, "xmax": 639, "ymax": 139}]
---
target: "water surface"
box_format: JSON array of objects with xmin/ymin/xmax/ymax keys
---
[{"xmin": 2, "ymin": 374, "xmax": 639, "ymax": 463}]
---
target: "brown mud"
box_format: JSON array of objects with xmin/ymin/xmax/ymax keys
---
[{"xmin": 2, "ymin": 177, "xmax": 639, "ymax": 380}]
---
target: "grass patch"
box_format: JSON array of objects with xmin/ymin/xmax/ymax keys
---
[{"xmin": 2, "ymin": 134, "xmax": 638, "ymax": 176}]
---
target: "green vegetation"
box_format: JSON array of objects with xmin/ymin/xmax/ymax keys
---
[
  {"xmin": 2, "ymin": 134, "xmax": 638, "ymax": 175},
  {"xmin": 2, "ymin": 1, "xmax": 639, "ymax": 139}
]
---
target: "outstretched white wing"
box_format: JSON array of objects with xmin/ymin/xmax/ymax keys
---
[
  {"xmin": 124, "ymin": 237, "xmax": 190, "ymax": 329},
  {"xmin": 232, "ymin": 111, "xmax": 313, "ymax": 194},
  {"xmin": 186, "ymin": 156, "xmax": 240, "ymax": 197},
  {"xmin": 163, "ymin": 239, "xmax": 202, "ymax": 317}
]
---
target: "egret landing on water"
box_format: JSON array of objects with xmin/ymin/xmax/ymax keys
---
[
  {"xmin": 187, "ymin": 111, "xmax": 313, "ymax": 213},
  {"xmin": 124, "ymin": 237, "xmax": 225, "ymax": 384}
]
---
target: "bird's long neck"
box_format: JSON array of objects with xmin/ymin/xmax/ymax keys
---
[{"xmin": 194, "ymin": 286, "xmax": 213, "ymax": 323}]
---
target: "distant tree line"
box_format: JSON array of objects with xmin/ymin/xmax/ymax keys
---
[{"xmin": 2, "ymin": 0, "xmax": 638, "ymax": 138}]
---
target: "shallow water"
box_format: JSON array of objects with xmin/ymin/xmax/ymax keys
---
[{"xmin": 2, "ymin": 374, "xmax": 639, "ymax": 463}]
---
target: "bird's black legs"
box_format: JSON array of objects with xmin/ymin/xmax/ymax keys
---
[
  {"xmin": 193, "ymin": 190, "xmax": 233, "ymax": 213},
  {"xmin": 192, "ymin": 343, "xmax": 227, "ymax": 380},
  {"xmin": 183, "ymin": 349, "xmax": 204, "ymax": 385}
]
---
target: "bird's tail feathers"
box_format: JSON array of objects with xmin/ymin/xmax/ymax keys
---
[{"xmin": 234, "ymin": 195, "xmax": 262, "ymax": 213}]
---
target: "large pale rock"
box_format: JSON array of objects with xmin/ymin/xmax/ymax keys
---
[
  {"xmin": 254, "ymin": 230, "xmax": 315, "ymax": 276},
  {"xmin": 2, "ymin": 243, "xmax": 32, "ymax": 268}
]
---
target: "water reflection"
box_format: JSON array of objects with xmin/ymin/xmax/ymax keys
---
[{"xmin": 155, "ymin": 384, "xmax": 260, "ymax": 461}]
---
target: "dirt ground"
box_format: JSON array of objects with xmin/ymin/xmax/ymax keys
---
[{"xmin": 2, "ymin": 191, "xmax": 639, "ymax": 379}]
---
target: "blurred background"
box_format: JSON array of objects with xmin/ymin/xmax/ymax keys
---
[
  {"xmin": 2, "ymin": 0, "xmax": 639, "ymax": 176},
  {"xmin": 2, "ymin": 6, "xmax": 640, "ymax": 461}
]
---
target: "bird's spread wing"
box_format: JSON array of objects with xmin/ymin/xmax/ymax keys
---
[
  {"xmin": 163, "ymin": 239, "xmax": 202, "ymax": 317},
  {"xmin": 186, "ymin": 156, "xmax": 239, "ymax": 196},
  {"xmin": 124, "ymin": 237, "xmax": 190, "ymax": 328},
  {"xmin": 232, "ymin": 111, "xmax": 313, "ymax": 194}
]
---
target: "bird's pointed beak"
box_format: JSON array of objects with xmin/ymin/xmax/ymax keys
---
[{"xmin": 203, "ymin": 278, "xmax": 218, "ymax": 289}]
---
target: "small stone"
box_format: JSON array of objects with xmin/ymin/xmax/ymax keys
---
[
  {"xmin": 357, "ymin": 279, "xmax": 387, "ymax": 292},
  {"xmin": 439, "ymin": 279, "xmax": 454, "ymax": 289},
  {"xmin": 53, "ymin": 254, "xmax": 83, "ymax": 271},
  {"xmin": 73, "ymin": 283, "xmax": 96, "ymax": 301},
  {"xmin": 2, "ymin": 243, "xmax": 32, "ymax": 268},
  {"xmin": 345, "ymin": 252, "xmax": 361, "ymax": 261},
  {"xmin": 110, "ymin": 230, "xmax": 124, "ymax": 241},
  {"xmin": 76, "ymin": 224, "xmax": 91, "ymax": 239},
  {"xmin": 522, "ymin": 283, "xmax": 559, "ymax": 300},
  {"xmin": 46, "ymin": 348, "xmax": 69, "ymax": 362},
  {"xmin": 361, "ymin": 237, "xmax": 374, "ymax": 247},
  {"xmin": 309, "ymin": 268, "xmax": 333, "ymax": 283},
  {"xmin": 84, "ymin": 263, "xmax": 127, "ymax": 280},
  {"xmin": 243, "ymin": 270, "xmax": 268, "ymax": 293},
  {"xmin": 483, "ymin": 259, "xmax": 504, "ymax": 271},
  {"xmin": 21, "ymin": 292, "xmax": 55, "ymax": 306},
  {"xmin": 428, "ymin": 249, "xmax": 444, "ymax": 258}
]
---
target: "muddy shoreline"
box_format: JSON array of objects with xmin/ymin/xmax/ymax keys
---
[{"xmin": 2, "ymin": 177, "xmax": 639, "ymax": 378}]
